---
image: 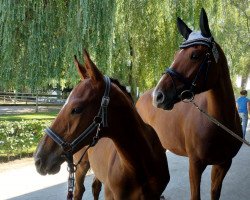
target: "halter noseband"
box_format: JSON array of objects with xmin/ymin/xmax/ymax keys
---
[{"xmin": 45, "ymin": 75, "xmax": 111, "ymax": 155}]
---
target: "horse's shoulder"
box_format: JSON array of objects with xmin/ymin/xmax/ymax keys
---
[{"xmin": 137, "ymin": 89, "xmax": 153, "ymax": 104}]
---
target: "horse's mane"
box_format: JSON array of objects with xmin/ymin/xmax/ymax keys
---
[{"xmin": 110, "ymin": 78, "xmax": 134, "ymax": 103}]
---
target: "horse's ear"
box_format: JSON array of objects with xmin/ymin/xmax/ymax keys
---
[
  {"xmin": 199, "ymin": 8, "xmax": 212, "ymax": 38},
  {"xmin": 74, "ymin": 55, "xmax": 88, "ymax": 79},
  {"xmin": 177, "ymin": 17, "xmax": 192, "ymax": 40},
  {"xmin": 83, "ymin": 49, "xmax": 103, "ymax": 83}
]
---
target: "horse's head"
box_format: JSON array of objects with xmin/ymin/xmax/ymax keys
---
[
  {"xmin": 34, "ymin": 50, "xmax": 111, "ymax": 175},
  {"xmin": 153, "ymin": 8, "xmax": 222, "ymax": 110}
]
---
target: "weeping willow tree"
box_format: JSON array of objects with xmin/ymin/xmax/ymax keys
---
[
  {"xmin": 0, "ymin": 0, "xmax": 249, "ymax": 95},
  {"xmin": 0, "ymin": 0, "xmax": 116, "ymax": 92}
]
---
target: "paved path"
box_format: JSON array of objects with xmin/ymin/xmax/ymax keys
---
[
  {"xmin": 0, "ymin": 124, "xmax": 249, "ymax": 200},
  {"xmin": 0, "ymin": 105, "xmax": 61, "ymax": 115}
]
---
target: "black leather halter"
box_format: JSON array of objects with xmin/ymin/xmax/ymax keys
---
[
  {"xmin": 164, "ymin": 52, "xmax": 212, "ymax": 101},
  {"xmin": 45, "ymin": 75, "xmax": 111, "ymax": 154}
]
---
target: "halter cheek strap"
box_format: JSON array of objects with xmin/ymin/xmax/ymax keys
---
[{"xmin": 101, "ymin": 75, "xmax": 111, "ymax": 127}]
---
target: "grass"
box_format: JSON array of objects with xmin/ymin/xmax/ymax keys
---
[{"xmin": 0, "ymin": 111, "xmax": 58, "ymax": 121}]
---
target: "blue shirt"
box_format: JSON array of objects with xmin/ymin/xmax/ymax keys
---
[{"xmin": 236, "ymin": 96, "xmax": 250, "ymax": 114}]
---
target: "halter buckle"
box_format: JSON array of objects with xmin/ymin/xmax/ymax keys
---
[{"xmin": 101, "ymin": 96, "xmax": 110, "ymax": 107}]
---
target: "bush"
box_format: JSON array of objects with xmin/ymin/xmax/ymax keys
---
[{"xmin": 0, "ymin": 120, "xmax": 51, "ymax": 160}]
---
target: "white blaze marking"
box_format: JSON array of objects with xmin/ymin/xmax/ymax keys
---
[{"xmin": 62, "ymin": 91, "xmax": 73, "ymax": 109}]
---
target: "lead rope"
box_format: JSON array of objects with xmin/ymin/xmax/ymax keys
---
[
  {"xmin": 66, "ymin": 124, "xmax": 101, "ymax": 200},
  {"xmin": 67, "ymin": 166, "xmax": 75, "ymax": 200},
  {"xmin": 180, "ymin": 91, "xmax": 250, "ymax": 146}
]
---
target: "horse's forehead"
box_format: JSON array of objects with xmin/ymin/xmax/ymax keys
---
[
  {"xmin": 64, "ymin": 91, "xmax": 72, "ymax": 105},
  {"xmin": 63, "ymin": 81, "xmax": 90, "ymax": 107},
  {"xmin": 174, "ymin": 46, "xmax": 207, "ymax": 61},
  {"xmin": 171, "ymin": 49, "xmax": 184, "ymax": 66},
  {"xmin": 175, "ymin": 49, "xmax": 184, "ymax": 58},
  {"xmin": 62, "ymin": 90, "xmax": 75, "ymax": 109},
  {"xmin": 171, "ymin": 46, "xmax": 208, "ymax": 70}
]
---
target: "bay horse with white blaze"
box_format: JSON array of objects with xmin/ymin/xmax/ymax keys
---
[
  {"xmin": 34, "ymin": 50, "xmax": 170, "ymax": 199},
  {"xmin": 136, "ymin": 8, "xmax": 242, "ymax": 200}
]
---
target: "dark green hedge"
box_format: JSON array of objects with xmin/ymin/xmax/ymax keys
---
[{"xmin": 0, "ymin": 120, "xmax": 51, "ymax": 160}]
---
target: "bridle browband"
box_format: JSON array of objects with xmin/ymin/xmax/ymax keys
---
[
  {"xmin": 164, "ymin": 50, "xmax": 212, "ymax": 101},
  {"xmin": 44, "ymin": 75, "xmax": 111, "ymax": 200}
]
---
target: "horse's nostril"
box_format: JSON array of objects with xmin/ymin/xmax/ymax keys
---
[{"xmin": 156, "ymin": 91, "xmax": 165, "ymax": 103}]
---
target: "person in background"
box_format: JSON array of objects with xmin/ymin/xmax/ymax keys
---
[{"xmin": 236, "ymin": 90, "xmax": 250, "ymax": 139}]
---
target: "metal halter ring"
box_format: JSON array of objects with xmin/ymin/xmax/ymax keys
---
[
  {"xmin": 62, "ymin": 142, "xmax": 73, "ymax": 153},
  {"xmin": 94, "ymin": 116, "xmax": 102, "ymax": 124},
  {"xmin": 180, "ymin": 90, "xmax": 194, "ymax": 103},
  {"xmin": 67, "ymin": 164, "xmax": 77, "ymax": 173}
]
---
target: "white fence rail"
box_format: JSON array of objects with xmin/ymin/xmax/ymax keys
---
[{"xmin": 0, "ymin": 92, "xmax": 66, "ymax": 105}]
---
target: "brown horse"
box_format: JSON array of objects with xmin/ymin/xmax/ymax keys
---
[
  {"xmin": 136, "ymin": 8, "xmax": 242, "ymax": 200},
  {"xmin": 34, "ymin": 50, "xmax": 170, "ymax": 199}
]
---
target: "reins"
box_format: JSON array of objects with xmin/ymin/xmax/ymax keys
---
[
  {"xmin": 180, "ymin": 90, "xmax": 250, "ymax": 147},
  {"xmin": 44, "ymin": 75, "xmax": 111, "ymax": 200}
]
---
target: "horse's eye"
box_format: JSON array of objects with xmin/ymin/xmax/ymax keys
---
[
  {"xmin": 71, "ymin": 107, "xmax": 83, "ymax": 115},
  {"xmin": 191, "ymin": 53, "xmax": 200, "ymax": 60}
]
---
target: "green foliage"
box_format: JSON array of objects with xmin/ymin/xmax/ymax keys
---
[
  {"xmin": 0, "ymin": 120, "xmax": 50, "ymax": 158},
  {"xmin": 0, "ymin": 0, "xmax": 249, "ymax": 94}
]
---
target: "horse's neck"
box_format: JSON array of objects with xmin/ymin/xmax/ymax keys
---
[
  {"xmin": 206, "ymin": 62, "xmax": 237, "ymax": 121},
  {"xmin": 107, "ymin": 104, "xmax": 156, "ymax": 171}
]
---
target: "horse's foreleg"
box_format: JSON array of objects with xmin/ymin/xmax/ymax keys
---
[
  {"xmin": 74, "ymin": 160, "xmax": 90, "ymax": 200},
  {"xmin": 92, "ymin": 176, "xmax": 102, "ymax": 200},
  {"xmin": 189, "ymin": 159, "xmax": 207, "ymax": 200},
  {"xmin": 211, "ymin": 160, "xmax": 232, "ymax": 200}
]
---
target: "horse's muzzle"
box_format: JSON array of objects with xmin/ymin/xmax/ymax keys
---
[{"xmin": 153, "ymin": 90, "xmax": 174, "ymax": 110}]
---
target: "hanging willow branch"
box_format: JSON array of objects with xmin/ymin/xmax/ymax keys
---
[{"xmin": 0, "ymin": 0, "xmax": 248, "ymax": 93}]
